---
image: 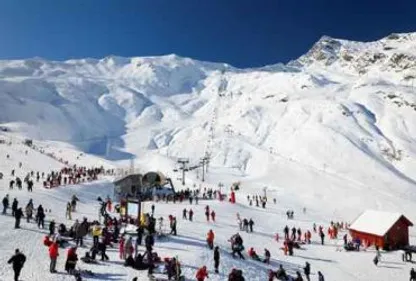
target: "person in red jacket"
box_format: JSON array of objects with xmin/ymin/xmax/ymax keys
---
[
  {"xmin": 207, "ymin": 230, "xmax": 215, "ymax": 250},
  {"xmin": 196, "ymin": 265, "xmax": 209, "ymax": 281},
  {"xmin": 43, "ymin": 235, "xmax": 52, "ymax": 247},
  {"xmin": 48, "ymin": 241, "xmax": 59, "ymax": 273}
]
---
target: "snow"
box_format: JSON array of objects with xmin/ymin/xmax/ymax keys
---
[
  {"xmin": 0, "ymin": 32, "xmax": 415, "ymax": 280},
  {"xmin": 349, "ymin": 210, "xmax": 411, "ymax": 236}
]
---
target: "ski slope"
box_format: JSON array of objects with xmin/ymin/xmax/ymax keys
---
[{"xmin": 0, "ymin": 140, "xmax": 415, "ymax": 281}]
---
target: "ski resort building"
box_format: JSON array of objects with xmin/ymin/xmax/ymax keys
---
[
  {"xmin": 349, "ymin": 210, "xmax": 413, "ymax": 250},
  {"xmin": 113, "ymin": 171, "xmax": 175, "ymax": 202}
]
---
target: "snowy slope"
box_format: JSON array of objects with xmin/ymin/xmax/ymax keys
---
[
  {"xmin": 0, "ymin": 141, "xmax": 415, "ymax": 281},
  {"xmin": 0, "ymin": 32, "xmax": 415, "ymax": 220}
]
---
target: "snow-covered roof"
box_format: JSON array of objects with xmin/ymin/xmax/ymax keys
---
[{"xmin": 349, "ymin": 210, "xmax": 412, "ymax": 237}]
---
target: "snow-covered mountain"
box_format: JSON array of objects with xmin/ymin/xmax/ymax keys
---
[{"xmin": 1, "ymin": 33, "xmax": 416, "ymax": 215}]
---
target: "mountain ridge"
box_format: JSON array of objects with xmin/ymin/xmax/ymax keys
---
[{"xmin": 0, "ymin": 32, "xmax": 415, "ymax": 205}]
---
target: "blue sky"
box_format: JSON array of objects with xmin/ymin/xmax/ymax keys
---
[{"xmin": 0, "ymin": 0, "xmax": 415, "ymax": 67}]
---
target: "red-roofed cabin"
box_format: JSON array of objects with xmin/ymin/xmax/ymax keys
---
[{"xmin": 349, "ymin": 210, "xmax": 413, "ymax": 250}]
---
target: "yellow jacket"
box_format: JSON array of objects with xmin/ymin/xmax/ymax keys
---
[{"xmin": 92, "ymin": 225, "xmax": 102, "ymax": 237}]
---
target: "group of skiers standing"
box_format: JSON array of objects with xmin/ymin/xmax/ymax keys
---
[{"xmin": 2, "ymin": 195, "xmax": 46, "ymax": 229}]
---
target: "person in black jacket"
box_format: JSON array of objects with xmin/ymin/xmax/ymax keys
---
[
  {"xmin": 98, "ymin": 238, "xmax": 109, "ymax": 261},
  {"xmin": 214, "ymin": 246, "xmax": 220, "ymax": 273},
  {"xmin": 304, "ymin": 262, "xmax": 311, "ymax": 281},
  {"xmin": 49, "ymin": 220, "xmax": 56, "ymax": 235},
  {"xmin": 8, "ymin": 249, "xmax": 26, "ymax": 281},
  {"xmin": 37, "ymin": 205, "xmax": 45, "ymax": 229},
  {"xmin": 11, "ymin": 198, "xmax": 18, "ymax": 217},
  {"xmin": 145, "ymin": 234, "xmax": 154, "ymax": 253},
  {"xmin": 14, "ymin": 208, "xmax": 23, "ymax": 229},
  {"xmin": 2, "ymin": 194, "xmax": 9, "ymax": 214},
  {"xmin": 136, "ymin": 226, "xmax": 144, "ymax": 246}
]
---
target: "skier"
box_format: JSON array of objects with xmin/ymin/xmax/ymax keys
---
[
  {"xmin": 49, "ymin": 219, "xmax": 56, "ymax": 236},
  {"xmin": 211, "ymin": 210, "xmax": 216, "ymax": 222},
  {"xmin": 373, "ymin": 254, "xmax": 379, "ymax": 266},
  {"xmin": 136, "ymin": 225, "xmax": 144, "ymax": 245},
  {"xmin": 263, "ymin": 249, "xmax": 271, "ymax": 264},
  {"xmin": 2, "ymin": 194, "xmax": 9, "ymax": 214},
  {"xmin": 213, "ymin": 246, "xmax": 220, "ymax": 273},
  {"xmin": 318, "ymin": 271, "xmax": 325, "ymax": 281},
  {"xmin": 189, "ymin": 209, "xmax": 194, "ymax": 221},
  {"xmin": 410, "ymin": 268, "xmax": 416, "ymax": 281},
  {"xmin": 119, "ymin": 236, "xmax": 125, "ymax": 259},
  {"xmin": 183, "ymin": 208, "xmax": 187, "ymax": 220},
  {"xmin": 170, "ymin": 217, "xmax": 177, "ymax": 236},
  {"xmin": 320, "ymin": 231, "xmax": 325, "ymax": 245},
  {"xmin": 248, "ymin": 247, "xmax": 261, "ymax": 261},
  {"xmin": 304, "ymin": 262, "xmax": 311, "ymax": 281},
  {"xmin": 145, "ymin": 233, "xmax": 154, "ymax": 253},
  {"xmin": 284, "ymin": 225, "xmax": 289, "ymax": 240},
  {"xmin": 207, "ymin": 229, "xmax": 215, "ymax": 250},
  {"xmin": 37, "ymin": 204, "xmax": 45, "ymax": 229},
  {"xmin": 92, "ymin": 223, "xmax": 101, "ymax": 246},
  {"xmin": 248, "ymin": 219, "xmax": 254, "ymax": 233},
  {"xmin": 8, "ymin": 249, "xmax": 26, "ymax": 281},
  {"xmin": 295, "ymin": 271, "xmax": 304, "ymax": 281},
  {"xmin": 64, "ymin": 247, "xmax": 78, "ymax": 274},
  {"xmin": 65, "ymin": 202, "xmax": 72, "ymax": 220},
  {"xmin": 196, "ymin": 265, "xmax": 209, "ymax": 281},
  {"xmin": 151, "ymin": 204, "xmax": 155, "ymax": 217},
  {"xmin": 9, "ymin": 179, "xmax": 15, "ymax": 189},
  {"xmin": 98, "ymin": 237, "xmax": 109, "ymax": 261},
  {"xmin": 230, "ymin": 233, "xmax": 245, "ymax": 260},
  {"xmin": 124, "ymin": 236, "xmax": 134, "ymax": 259},
  {"xmin": 11, "ymin": 198, "xmax": 18, "ymax": 217},
  {"xmin": 25, "ymin": 202, "xmax": 33, "ymax": 223},
  {"xmin": 14, "ymin": 207, "xmax": 23, "ymax": 229},
  {"xmin": 49, "ymin": 240, "xmax": 59, "ymax": 273},
  {"xmin": 205, "ymin": 206, "xmax": 210, "ymax": 222}
]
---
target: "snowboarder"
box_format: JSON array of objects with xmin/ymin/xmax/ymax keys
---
[
  {"xmin": 213, "ymin": 246, "xmax": 220, "ymax": 273},
  {"xmin": 196, "ymin": 265, "xmax": 209, "ymax": 281},
  {"xmin": 183, "ymin": 208, "xmax": 187, "ymax": 220},
  {"xmin": 8, "ymin": 249, "xmax": 26, "ymax": 281},
  {"xmin": 207, "ymin": 229, "xmax": 215, "ymax": 250}
]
